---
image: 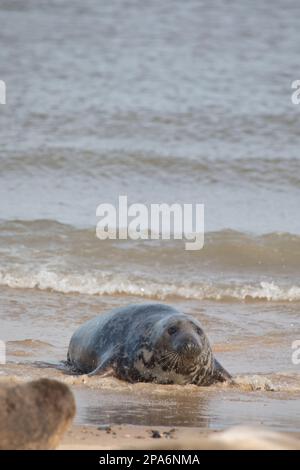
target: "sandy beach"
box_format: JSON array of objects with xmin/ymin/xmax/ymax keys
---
[
  {"xmin": 59, "ymin": 424, "xmax": 212, "ymax": 450},
  {"xmin": 2, "ymin": 371, "xmax": 299, "ymax": 450},
  {"xmin": 59, "ymin": 424, "xmax": 300, "ymax": 450},
  {"xmin": 1, "ymin": 348, "xmax": 300, "ymax": 450}
]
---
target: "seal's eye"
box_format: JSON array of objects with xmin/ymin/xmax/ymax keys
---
[
  {"xmin": 168, "ymin": 325, "xmax": 178, "ymax": 336},
  {"xmin": 195, "ymin": 326, "xmax": 203, "ymax": 335}
]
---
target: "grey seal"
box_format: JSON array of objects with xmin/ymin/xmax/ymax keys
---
[{"xmin": 67, "ymin": 303, "xmax": 231, "ymax": 385}]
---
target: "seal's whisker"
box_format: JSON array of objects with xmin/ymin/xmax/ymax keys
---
[
  {"xmin": 161, "ymin": 351, "xmax": 176, "ymax": 360},
  {"xmin": 162, "ymin": 351, "xmax": 176, "ymax": 359},
  {"xmin": 160, "ymin": 351, "xmax": 177, "ymax": 367},
  {"xmin": 160, "ymin": 350, "xmax": 179, "ymax": 369},
  {"xmin": 178, "ymin": 352, "xmax": 185, "ymax": 368},
  {"xmin": 170, "ymin": 352, "xmax": 179, "ymax": 371}
]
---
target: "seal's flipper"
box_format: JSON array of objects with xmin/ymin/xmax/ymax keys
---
[
  {"xmin": 88, "ymin": 364, "xmax": 115, "ymax": 377},
  {"xmin": 213, "ymin": 358, "xmax": 233, "ymax": 383},
  {"xmin": 87, "ymin": 346, "xmax": 120, "ymax": 377},
  {"xmin": 87, "ymin": 355, "xmax": 116, "ymax": 377}
]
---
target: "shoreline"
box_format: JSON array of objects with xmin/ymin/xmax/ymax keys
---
[{"xmin": 59, "ymin": 424, "xmax": 300, "ymax": 450}]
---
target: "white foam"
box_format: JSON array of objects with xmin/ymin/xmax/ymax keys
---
[{"xmin": 0, "ymin": 269, "xmax": 299, "ymax": 302}]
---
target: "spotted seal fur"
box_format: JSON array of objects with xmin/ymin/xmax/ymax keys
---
[{"xmin": 67, "ymin": 303, "xmax": 231, "ymax": 385}]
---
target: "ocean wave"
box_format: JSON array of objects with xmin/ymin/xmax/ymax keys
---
[
  {"xmin": 1, "ymin": 149, "xmax": 299, "ymax": 188},
  {"xmin": 0, "ymin": 269, "xmax": 299, "ymax": 302},
  {"xmin": 1, "ymin": 220, "xmax": 300, "ymax": 271}
]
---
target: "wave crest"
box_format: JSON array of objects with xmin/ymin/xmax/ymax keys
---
[{"xmin": 0, "ymin": 270, "xmax": 299, "ymax": 302}]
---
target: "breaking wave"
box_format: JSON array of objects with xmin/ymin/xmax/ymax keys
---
[{"xmin": 0, "ymin": 269, "xmax": 299, "ymax": 302}]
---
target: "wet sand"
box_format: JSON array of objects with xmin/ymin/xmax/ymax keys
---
[
  {"xmin": 1, "ymin": 360, "xmax": 300, "ymax": 435},
  {"xmin": 60, "ymin": 424, "xmax": 300, "ymax": 450},
  {"xmin": 1, "ymin": 286, "xmax": 300, "ymax": 434},
  {"xmin": 59, "ymin": 424, "xmax": 212, "ymax": 450}
]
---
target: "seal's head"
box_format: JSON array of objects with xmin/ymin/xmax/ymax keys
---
[{"xmin": 148, "ymin": 315, "xmax": 215, "ymax": 384}]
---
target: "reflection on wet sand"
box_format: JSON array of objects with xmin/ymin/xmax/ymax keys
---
[{"xmin": 76, "ymin": 388, "xmax": 211, "ymax": 428}]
